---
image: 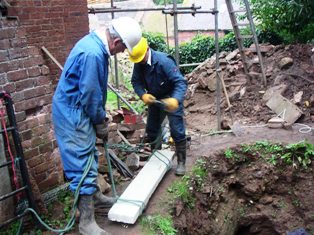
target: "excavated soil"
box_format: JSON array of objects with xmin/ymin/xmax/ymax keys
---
[{"xmin": 173, "ymin": 140, "xmax": 314, "ymax": 235}]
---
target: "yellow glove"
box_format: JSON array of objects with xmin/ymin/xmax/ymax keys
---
[
  {"xmin": 161, "ymin": 98, "xmax": 179, "ymax": 112},
  {"xmin": 141, "ymin": 94, "xmax": 156, "ymax": 105}
]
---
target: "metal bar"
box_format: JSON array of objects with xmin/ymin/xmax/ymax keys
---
[
  {"xmin": 107, "ymin": 84, "xmax": 138, "ymax": 114},
  {"xmin": 110, "ymin": 0, "xmax": 121, "ymax": 109},
  {"xmin": 163, "ymin": 10, "xmax": 217, "ymax": 14},
  {"xmin": 0, "ymin": 186, "xmax": 28, "ymax": 202},
  {"xmin": 0, "ymin": 212, "xmax": 27, "ymax": 229},
  {"xmin": 88, "ymin": 6, "xmax": 201, "ymax": 14},
  {"xmin": 179, "ymin": 62, "xmax": 201, "ymax": 68},
  {"xmin": 0, "ymin": 159, "xmax": 13, "ymax": 168},
  {"xmin": 0, "ymin": 126, "xmax": 16, "ymax": 133},
  {"xmin": 214, "ymin": 0, "xmax": 221, "ymax": 131},
  {"xmin": 2, "ymin": 94, "xmax": 38, "ymax": 213},
  {"xmin": 173, "ymin": 0, "xmax": 179, "ymax": 65}
]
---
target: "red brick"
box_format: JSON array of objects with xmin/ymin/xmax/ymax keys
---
[
  {"xmin": 31, "ymin": 137, "xmax": 45, "ymax": 147},
  {"xmin": 8, "ymin": 47, "xmax": 29, "ymax": 60},
  {"xmin": 21, "ymin": 129, "xmax": 33, "ymax": 141},
  {"xmin": 15, "ymin": 111, "xmax": 26, "ymax": 122},
  {"xmin": 33, "ymin": 163, "xmax": 49, "ymax": 175},
  {"xmin": 24, "ymin": 148, "xmax": 40, "ymax": 160},
  {"xmin": 0, "ymin": 28, "xmax": 16, "ymax": 40},
  {"xmin": 37, "ymin": 113, "xmax": 51, "ymax": 124},
  {"xmin": 1, "ymin": 83, "xmax": 15, "ymax": 93},
  {"xmin": 27, "ymin": 155, "xmax": 44, "ymax": 168},
  {"xmin": 39, "ymin": 142, "xmax": 53, "ymax": 154},
  {"xmin": 11, "ymin": 91, "xmax": 25, "ymax": 102},
  {"xmin": 27, "ymin": 66, "xmax": 41, "ymax": 77},
  {"xmin": 32, "ymin": 124, "xmax": 49, "ymax": 136},
  {"xmin": 15, "ymin": 79, "xmax": 34, "ymax": 91},
  {"xmin": 0, "ymin": 39, "xmax": 10, "ymax": 50},
  {"xmin": 10, "ymin": 37, "xmax": 27, "ymax": 48},
  {"xmin": 38, "ymin": 173, "xmax": 60, "ymax": 192},
  {"xmin": 7, "ymin": 69, "xmax": 28, "ymax": 82},
  {"xmin": 0, "ymin": 51, "xmax": 9, "ymax": 63},
  {"xmin": 39, "ymin": 65, "xmax": 50, "ymax": 75},
  {"xmin": 24, "ymin": 86, "xmax": 46, "ymax": 99},
  {"xmin": 0, "ymin": 73, "xmax": 7, "ymax": 84}
]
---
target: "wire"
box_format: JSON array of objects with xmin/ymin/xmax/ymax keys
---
[{"xmin": 293, "ymin": 123, "xmax": 314, "ymax": 134}]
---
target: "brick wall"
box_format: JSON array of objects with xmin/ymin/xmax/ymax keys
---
[{"xmin": 0, "ymin": 0, "xmax": 89, "ymax": 198}]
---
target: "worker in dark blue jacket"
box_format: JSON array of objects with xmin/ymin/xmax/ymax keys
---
[
  {"xmin": 52, "ymin": 17, "xmax": 142, "ymax": 235},
  {"xmin": 129, "ymin": 37, "xmax": 188, "ymax": 176}
]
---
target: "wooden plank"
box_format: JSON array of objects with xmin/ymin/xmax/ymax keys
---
[
  {"xmin": 108, "ymin": 149, "xmax": 175, "ymax": 224},
  {"xmin": 266, "ymin": 93, "xmax": 303, "ymax": 124}
]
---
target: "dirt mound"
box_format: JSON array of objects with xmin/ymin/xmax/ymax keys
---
[
  {"xmin": 184, "ymin": 44, "xmax": 314, "ymax": 133},
  {"xmin": 172, "ymin": 141, "xmax": 314, "ymax": 235}
]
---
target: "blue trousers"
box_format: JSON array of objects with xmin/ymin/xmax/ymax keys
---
[
  {"xmin": 146, "ymin": 103, "xmax": 186, "ymax": 144},
  {"xmin": 52, "ymin": 98, "xmax": 98, "ymax": 195}
]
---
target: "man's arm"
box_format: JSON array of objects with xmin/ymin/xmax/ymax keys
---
[
  {"xmin": 79, "ymin": 52, "xmax": 107, "ymax": 124},
  {"xmin": 163, "ymin": 55, "xmax": 187, "ymax": 104},
  {"xmin": 131, "ymin": 64, "xmax": 147, "ymax": 98}
]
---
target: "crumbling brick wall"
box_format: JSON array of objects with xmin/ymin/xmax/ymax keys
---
[{"xmin": 0, "ymin": 0, "xmax": 89, "ymax": 200}]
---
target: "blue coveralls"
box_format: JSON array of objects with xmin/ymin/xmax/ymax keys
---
[
  {"xmin": 131, "ymin": 49, "xmax": 187, "ymax": 144},
  {"xmin": 52, "ymin": 32, "xmax": 108, "ymax": 195}
]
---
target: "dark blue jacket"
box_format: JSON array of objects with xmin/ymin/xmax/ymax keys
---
[{"xmin": 131, "ymin": 49, "xmax": 187, "ymax": 103}]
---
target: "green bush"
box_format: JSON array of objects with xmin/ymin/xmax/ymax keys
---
[
  {"xmin": 249, "ymin": 0, "xmax": 314, "ymax": 43},
  {"xmin": 178, "ymin": 33, "xmax": 215, "ymax": 74},
  {"xmin": 143, "ymin": 31, "xmax": 169, "ymax": 53}
]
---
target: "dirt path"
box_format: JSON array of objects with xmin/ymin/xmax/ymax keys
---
[{"xmin": 66, "ymin": 123, "xmax": 313, "ymax": 235}]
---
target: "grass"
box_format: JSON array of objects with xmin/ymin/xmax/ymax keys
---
[
  {"xmin": 225, "ymin": 140, "xmax": 314, "ymax": 169},
  {"xmin": 140, "ymin": 214, "xmax": 177, "ymax": 235}
]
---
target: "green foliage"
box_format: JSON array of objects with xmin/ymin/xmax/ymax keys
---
[
  {"xmin": 248, "ymin": 0, "xmax": 314, "ymax": 43},
  {"xmin": 167, "ymin": 176, "xmax": 195, "ymax": 208},
  {"xmin": 152, "ymin": 0, "xmax": 183, "ymax": 6},
  {"xmin": 0, "ymin": 221, "xmax": 21, "ymax": 235},
  {"xmin": 179, "ymin": 33, "xmax": 215, "ymax": 74},
  {"xmin": 237, "ymin": 140, "xmax": 313, "ymax": 169},
  {"xmin": 44, "ymin": 189, "xmax": 74, "ymax": 230},
  {"xmin": 219, "ymin": 32, "xmax": 238, "ymax": 52},
  {"xmin": 143, "ymin": 31, "xmax": 169, "ymax": 53},
  {"xmin": 191, "ymin": 159, "xmax": 207, "ymax": 189},
  {"xmin": 140, "ymin": 214, "xmax": 177, "ymax": 235},
  {"xmin": 167, "ymin": 158, "xmax": 207, "ymax": 208},
  {"xmin": 281, "ymin": 140, "xmax": 314, "ymax": 168}
]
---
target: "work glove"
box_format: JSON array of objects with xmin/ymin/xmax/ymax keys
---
[
  {"xmin": 161, "ymin": 98, "xmax": 179, "ymax": 112},
  {"xmin": 95, "ymin": 116, "xmax": 111, "ymax": 142},
  {"xmin": 141, "ymin": 94, "xmax": 156, "ymax": 105}
]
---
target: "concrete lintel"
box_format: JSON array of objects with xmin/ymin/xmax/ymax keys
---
[{"xmin": 108, "ymin": 149, "xmax": 175, "ymax": 224}]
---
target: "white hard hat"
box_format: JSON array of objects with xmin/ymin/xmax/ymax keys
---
[{"xmin": 111, "ymin": 17, "xmax": 142, "ymax": 53}]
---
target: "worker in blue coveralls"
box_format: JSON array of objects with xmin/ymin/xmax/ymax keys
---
[
  {"xmin": 128, "ymin": 37, "xmax": 188, "ymax": 176},
  {"xmin": 52, "ymin": 17, "xmax": 142, "ymax": 235}
]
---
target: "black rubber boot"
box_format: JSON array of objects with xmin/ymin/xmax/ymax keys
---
[
  {"xmin": 78, "ymin": 195, "xmax": 111, "ymax": 235},
  {"xmin": 175, "ymin": 139, "xmax": 187, "ymax": 176},
  {"xmin": 93, "ymin": 186, "xmax": 116, "ymax": 208}
]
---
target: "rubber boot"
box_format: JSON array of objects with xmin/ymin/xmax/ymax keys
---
[
  {"xmin": 175, "ymin": 139, "xmax": 187, "ymax": 176},
  {"xmin": 78, "ymin": 195, "xmax": 111, "ymax": 235},
  {"xmin": 93, "ymin": 186, "xmax": 116, "ymax": 208}
]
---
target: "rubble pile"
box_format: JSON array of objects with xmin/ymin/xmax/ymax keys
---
[{"xmin": 184, "ymin": 44, "xmax": 314, "ymax": 132}]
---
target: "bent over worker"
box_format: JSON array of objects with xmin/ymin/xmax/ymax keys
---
[
  {"xmin": 52, "ymin": 17, "xmax": 142, "ymax": 235},
  {"xmin": 129, "ymin": 37, "xmax": 188, "ymax": 176}
]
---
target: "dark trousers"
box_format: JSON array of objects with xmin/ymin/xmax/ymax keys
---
[{"xmin": 146, "ymin": 103, "xmax": 186, "ymax": 145}]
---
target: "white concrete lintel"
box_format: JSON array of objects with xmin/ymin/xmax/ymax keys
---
[{"xmin": 108, "ymin": 149, "xmax": 175, "ymax": 224}]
